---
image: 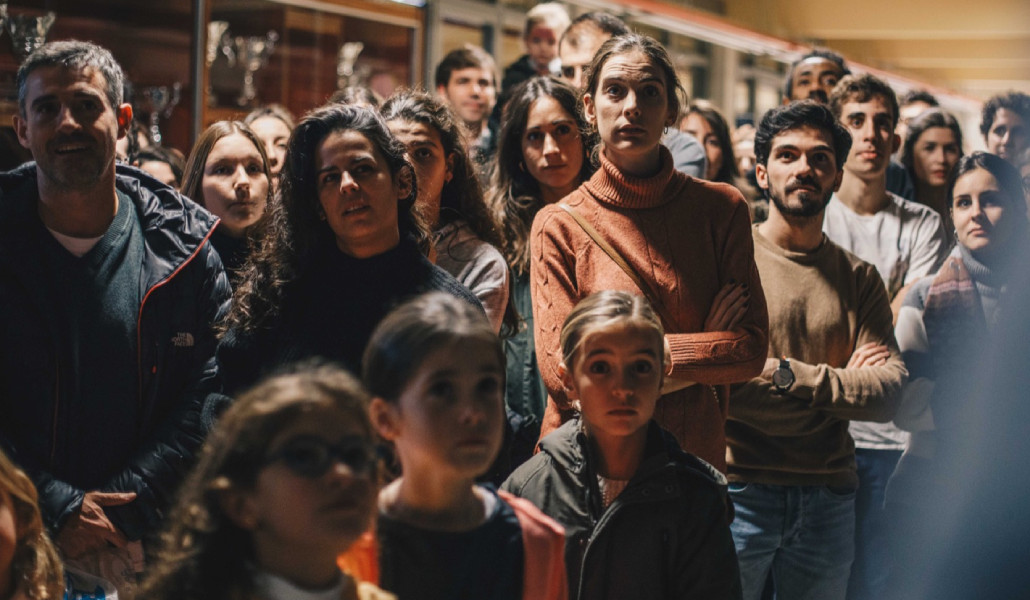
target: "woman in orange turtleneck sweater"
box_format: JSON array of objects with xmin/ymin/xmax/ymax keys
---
[{"xmin": 530, "ymin": 34, "xmax": 769, "ymax": 472}]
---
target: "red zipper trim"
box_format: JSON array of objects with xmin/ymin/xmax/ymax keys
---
[
  {"xmin": 136, "ymin": 221, "xmax": 220, "ymax": 405},
  {"xmin": 50, "ymin": 360, "xmax": 59, "ymax": 466}
]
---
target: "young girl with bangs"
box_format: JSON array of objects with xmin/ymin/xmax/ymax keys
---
[
  {"xmin": 362, "ymin": 292, "xmax": 567, "ymax": 600},
  {"xmin": 503, "ymin": 291, "xmax": 742, "ymax": 600}
]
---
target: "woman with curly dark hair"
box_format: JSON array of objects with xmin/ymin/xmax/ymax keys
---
[
  {"xmin": 217, "ymin": 104, "xmax": 481, "ymax": 395},
  {"xmin": 381, "ymin": 90, "xmax": 515, "ymax": 334},
  {"xmin": 488, "ymin": 76, "xmax": 593, "ymax": 427}
]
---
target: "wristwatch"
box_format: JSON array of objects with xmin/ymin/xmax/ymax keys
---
[{"xmin": 772, "ymin": 357, "xmax": 795, "ymax": 393}]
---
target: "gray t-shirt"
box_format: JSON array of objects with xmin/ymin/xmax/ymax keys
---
[
  {"xmin": 435, "ymin": 220, "xmax": 510, "ymax": 334},
  {"xmin": 823, "ymin": 192, "xmax": 947, "ymax": 449}
]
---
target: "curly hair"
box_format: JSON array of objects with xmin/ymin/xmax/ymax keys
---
[
  {"xmin": 979, "ymin": 91, "xmax": 1030, "ymax": 139},
  {"xmin": 782, "ymin": 48, "xmax": 849, "ymax": 101},
  {"xmin": 222, "ymin": 104, "xmax": 428, "ymax": 334},
  {"xmin": 138, "ymin": 363, "xmax": 376, "ymax": 600},
  {"xmin": 0, "ymin": 450, "xmax": 63, "ymax": 600},
  {"xmin": 381, "ymin": 89, "xmax": 502, "ymax": 248},
  {"xmin": 488, "ymin": 76, "xmax": 594, "ymax": 277}
]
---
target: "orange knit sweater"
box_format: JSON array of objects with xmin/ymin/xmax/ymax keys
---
[{"xmin": 530, "ymin": 146, "xmax": 769, "ymax": 472}]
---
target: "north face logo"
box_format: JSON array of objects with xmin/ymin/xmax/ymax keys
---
[{"xmin": 171, "ymin": 332, "xmax": 195, "ymax": 347}]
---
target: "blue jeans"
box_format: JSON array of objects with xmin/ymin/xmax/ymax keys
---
[
  {"xmin": 847, "ymin": 448, "xmax": 902, "ymax": 600},
  {"xmin": 730, "ymin": 482, "xmax": 856, "ymax": 600}
]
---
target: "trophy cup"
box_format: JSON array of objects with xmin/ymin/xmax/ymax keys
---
[
  {"xmin": 336, "ymin": 42, "xmax": 364, "ymax": 90},
  {"xmin": 207, "ymin": 21, "xmax": 230, "ymax": 67},
  {"xmin": 139, "ymin": 83, "xmax": 181, "ymax": 146},
  {"xmin": 206, "ymin": 20, "xmax": 230, "ymax": 105},
  {"xmin": 7, "ymin": 10, "xmax": 55, "ymax": 62},
  {"xmin": 225, "ymin": 30, "xmax": 278, "ymax": 108}
]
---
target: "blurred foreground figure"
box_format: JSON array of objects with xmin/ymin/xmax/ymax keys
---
[{"xmin": 888, "ymin": 152, "xmax": 1030, "ymax": 599}]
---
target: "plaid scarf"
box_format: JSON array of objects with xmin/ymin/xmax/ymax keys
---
[{"xmin": 922, "ymin": 255, "xmax": 988, "ymax": 432}]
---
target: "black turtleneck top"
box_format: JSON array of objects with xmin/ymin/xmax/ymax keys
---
[{"xmin": 218, "ymin": 237, "xmax": 482, "ymax": 395}]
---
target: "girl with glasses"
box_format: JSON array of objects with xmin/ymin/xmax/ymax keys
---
[{"xmin": 139, "ymin": 365, "xmax": 393, "ymax": 600}]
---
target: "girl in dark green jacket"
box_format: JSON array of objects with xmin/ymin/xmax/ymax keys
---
[{"xmin": 502, "ymin": 291, "xmax": 742, "ymax": 599}]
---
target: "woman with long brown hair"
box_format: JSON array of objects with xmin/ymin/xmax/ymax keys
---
[{"xmin": 489, "ymin": 76, "xmax": 593, "ymax": 428}]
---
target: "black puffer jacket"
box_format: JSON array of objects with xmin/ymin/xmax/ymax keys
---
[
  {"xmin": 502, "ymin": 419, "xmax": 742, "ymax": 600},
  {"xmin": 0, "ymin": 163, "xmax": 231, "ymax": 539}
]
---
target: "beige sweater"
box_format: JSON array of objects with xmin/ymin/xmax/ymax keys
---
[{"xmin": 726, "ymin": 226, "xmax": 907, "ymax": 488}]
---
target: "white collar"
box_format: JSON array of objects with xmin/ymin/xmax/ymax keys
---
[{"xmin": 253, "ymin": 568, "xmax": 346, "ymax": 600}]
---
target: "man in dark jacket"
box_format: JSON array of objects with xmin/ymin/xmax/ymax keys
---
[{"xmin": 2, "ymin": 40, "xmax": 230, "ymax": 572}]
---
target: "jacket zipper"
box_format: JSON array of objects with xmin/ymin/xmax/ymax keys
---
[{"xmin": 135, "ymin": 223, "xmax": 219, "ymax": 413}]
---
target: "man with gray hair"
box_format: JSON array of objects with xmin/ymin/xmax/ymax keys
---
[{"xmin": 2, "ymin": 40, "xmax": 230, "ymax": 583}]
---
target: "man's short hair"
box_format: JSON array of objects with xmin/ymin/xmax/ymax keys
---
[
  {"xmin": 560, "ymin": 12, "xmax": 630, "ymax": 51},
  {"xmin": 899, "ymin": 89, "xmax": 939, "ymax": 109},
  {"xmin": 829, "ymin": 73, "xmax": 900, "ymax": 128},
  {"xmin": 782, "ymin": 48, "xmax": 850, "ymax": 101},
  {"xmin": 754, "ymin": 100, "xmax": 853, "ymax": 170},
  {"xmin": 434, "ymin": 44, "xmax": 497, "ymax": 89},
  {"xmin": 524, "ymin": 3, "xmax": 571, "ymax": 39},
  {"xmin": 980, "ymin": 91, "xmax": 1030, "ymax": 139},
  {"xmin": 17, "ymin": 40, "xmax": 124, "ymax": 116}
]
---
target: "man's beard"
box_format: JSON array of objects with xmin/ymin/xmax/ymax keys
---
[{"xmin": 769, "ymin": 176, "xmax": 832, "ymax": 218}]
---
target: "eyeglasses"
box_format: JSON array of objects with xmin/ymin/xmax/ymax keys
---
[
  {"xmin": 265, "ymin": 435, "xmax": 376, "ymax": 478},
  {"xmin": 1022, "ymin": 175, "xmax": 1030, "ymax": 192}
]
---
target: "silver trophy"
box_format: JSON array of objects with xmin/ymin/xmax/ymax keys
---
[
  {"xmin": 139, "ymin": 83, "xmax": 181, "ymax": 146},
  {"xmin": 206, "ymin": 20, "xmax": 230, "ymax": 105},
  {"xmin": 225, "ymin": 30, "xmax": 278, "ymax": 107},
  {"xmin": 206, "ymin": 20, "xmax": 230, "ymax": 67},
  {"xmin": 336, "ymin": 42, "xmax": 364, "ymax": 90},
  {"xmin": 7, "ymin": 10, "xmax": 55, "ymax": 62}
]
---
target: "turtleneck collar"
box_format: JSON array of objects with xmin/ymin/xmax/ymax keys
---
[
  {"xmin": 959, "ymin": 229, "xmax": 1029, "ymax": 289},
  {"xmin": 584, "ymin": 144, "xmax": 686, "ymax": 210}
]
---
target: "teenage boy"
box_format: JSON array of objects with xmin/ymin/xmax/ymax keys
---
[{"xmin": 825, "ymin": 73, "xmax": 947, "ymax": 600}]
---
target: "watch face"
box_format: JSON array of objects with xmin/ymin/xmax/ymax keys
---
[{"xmin": 773, "ymin": 368, "xmax": 794, "ymax": 388}]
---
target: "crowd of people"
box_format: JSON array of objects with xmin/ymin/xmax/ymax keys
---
[{"xmin": 2, "ymin": 3, "xmax": 1029, "ymax": 600}]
